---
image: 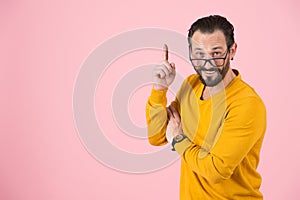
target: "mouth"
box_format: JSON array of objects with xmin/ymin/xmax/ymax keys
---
[{"xmin": 203, "ymin": 70, "xmax": 217, "ymax": 76}]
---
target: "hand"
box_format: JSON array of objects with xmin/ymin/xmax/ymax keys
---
[
  {"xmin": 152, "ymin": 44, "xmax": 176, "ymax": 90},
  {"xmin": 166, "ymin": 105, "xmax": 182, "ymax": 143}
]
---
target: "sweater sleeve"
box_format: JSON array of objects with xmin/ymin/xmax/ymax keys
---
[
  {"xmin": 145, "ymin": 87, "xmax": 180, "ymax": 146},
  {"xmin": 174, "ymin": 97, "xmax": 266, "ymax": 184}
]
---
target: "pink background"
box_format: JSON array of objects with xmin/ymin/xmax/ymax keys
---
[{"xmin": 1, "ymin": 0, "xmax": 300, "ymax": 199}]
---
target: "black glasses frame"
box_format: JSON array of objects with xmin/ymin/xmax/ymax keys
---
[{"xmin": 189, "ymin": 48, "xmax": 229, "ymax": 68}]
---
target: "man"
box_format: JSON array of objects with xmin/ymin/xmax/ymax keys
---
[{"xmin": 145, "ymin": 15, "xmax": 266, "ymax": 199}]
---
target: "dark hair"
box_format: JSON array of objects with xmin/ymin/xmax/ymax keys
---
[{"xmin": 188, "ymin": 15, "xmax": 235, "ymax": 48}]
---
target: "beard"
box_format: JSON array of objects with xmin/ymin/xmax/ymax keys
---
[{"xmin": 195, "ymin": 60, "xmax": 230, "ymax": 87}]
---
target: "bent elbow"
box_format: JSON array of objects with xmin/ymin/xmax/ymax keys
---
[{"xmin": 148, "ymin": 135, "xmax": 167, "ymax": 146}]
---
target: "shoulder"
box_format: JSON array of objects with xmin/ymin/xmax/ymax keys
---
[
  {"xmin": 182, "ymin": 73, "xmax": 202, "ymax": 88},
  {"xmin": 227, "ymin": 71, "xmax": 265, "ymax": 108},
  {"xmin": 225, "ymin": 70, "xmax": 266, "ymax": 119},
  {"xmin": 226, "ymin": 79, "xmax": 266, "ymax": 124},
  {"xmin": 185, "ymin": 73, "xmax": 199, "ymax": 82},
  {"xmin": 177, "ymin": 73, "xmax": 202, "ymax": 93}
]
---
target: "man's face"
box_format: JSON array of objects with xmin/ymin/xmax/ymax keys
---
[{"xmin": 189, "ymin": 30, "xmax": 231, "ymax": 87}]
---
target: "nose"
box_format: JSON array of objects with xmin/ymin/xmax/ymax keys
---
[{"xmin": 203, "ymin": 60, "xmax": 215, "ymax": 70}]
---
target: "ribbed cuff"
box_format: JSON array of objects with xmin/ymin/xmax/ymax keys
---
[
  {"xmin": 174, "ymin": 138, "xmax": 192, "ymax": 155},
  {"xmin": 149, "ymin": 87, "xmax": 168, "ymax": 106}
]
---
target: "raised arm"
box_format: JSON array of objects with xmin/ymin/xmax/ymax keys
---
[{"xmin": 145, "ymin": 44, "xmax": 177, "ymax": 146}]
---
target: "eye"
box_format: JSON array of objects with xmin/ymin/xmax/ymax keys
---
[
  {"xmin": 194, "ymin": 52, "xmax": 205, "ymax": 58},
  {"xmin": 212, "ymin": 52, "xmax": 221, "ymax": 57}
]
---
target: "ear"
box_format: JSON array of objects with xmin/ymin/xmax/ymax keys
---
[{"xmin": 229, "ymin": 43, "xmax": 237, "ymax": 60}]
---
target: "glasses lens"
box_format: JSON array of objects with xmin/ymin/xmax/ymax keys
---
[
  {"xmin": 191, "ymin": 59, "xmax": 205, "ymax": 68},
  {"xmin": 212, "ymin": 58, "xmax": 225, "ymax": 67},
  {"xmin": 190, "ymin": 49, "xmax": 227, "ymax": 68}
]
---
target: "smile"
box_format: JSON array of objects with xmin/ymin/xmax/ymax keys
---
[{"xmin": 203, "ymin": 70, "xmax": 217, "ymax": 76}]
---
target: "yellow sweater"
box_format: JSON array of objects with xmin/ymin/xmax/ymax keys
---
[{"xmin": 146, "ymin": 70, "xmax": 266, "ymax": 199}]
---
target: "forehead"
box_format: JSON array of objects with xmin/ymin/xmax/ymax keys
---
[{"xmin": 190, "ymin": 30, "xmax": 226, "ymax": 50}]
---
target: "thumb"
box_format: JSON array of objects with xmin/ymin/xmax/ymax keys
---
[{"xmin": 170, "ymin": 62, "xmax": 175, "ymax": 70}]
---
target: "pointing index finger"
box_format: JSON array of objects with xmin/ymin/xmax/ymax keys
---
[{"xmin": 163, "ymin": 44, "xmax": 168, "ymax": 61}]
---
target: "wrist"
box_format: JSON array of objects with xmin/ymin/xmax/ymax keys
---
[
  {"xmin": 150, "ymin": 87, "xmax": 168, "ymax": 106},
  {"xmin": 153, "ymin": 84, "xmax": 168, "ymax": 91},
  {"xmin": 171, "ymin": 134, "xmax": 192, "ymax": 155},
  {"xmin": 171, "ymin": 134, "xmax": 187, "ymax": 151}
]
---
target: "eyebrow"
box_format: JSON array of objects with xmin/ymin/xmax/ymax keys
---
[
  {"xmin": 192, "ymin": 46, "xmax": 224, "ymax": 51},
  {"xmin": 193, "ymin": 47, "xmax": 203, "ymax": 51},
  {"xmin": 212, "ymin": 46, "xmax": 224, "ymax": 50}
]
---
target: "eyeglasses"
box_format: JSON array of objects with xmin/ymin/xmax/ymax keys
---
[{"xmin": 189, "ymin": 48, "xmax": 229, "ymax": 68}]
